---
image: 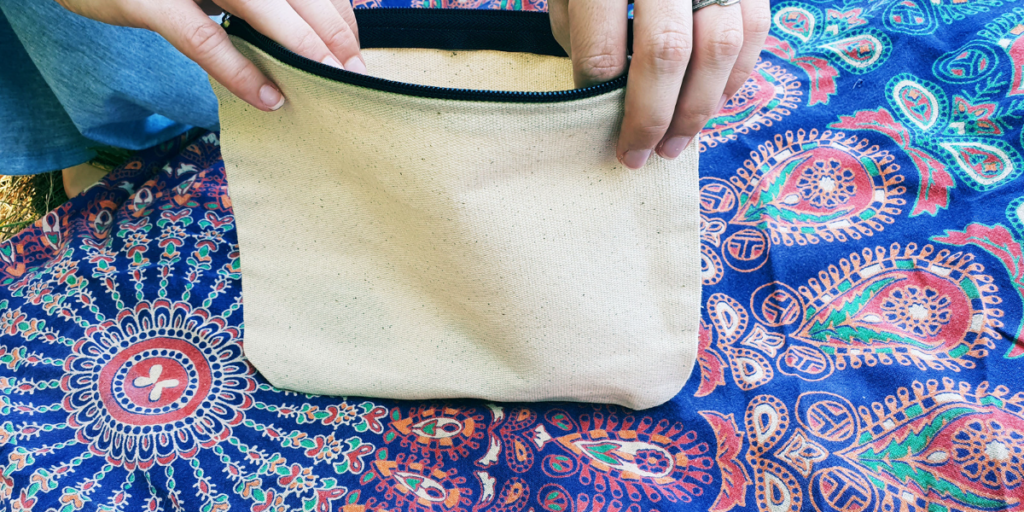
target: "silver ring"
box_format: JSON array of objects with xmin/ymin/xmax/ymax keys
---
[{"xmin": 692, "ymin": 0, "xmax": 740, "ymax": 11}]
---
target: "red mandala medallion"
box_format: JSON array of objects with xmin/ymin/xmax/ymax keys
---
[{"xmin": 98, "ymin": 337, "xmax": 212, "ymax": 426}]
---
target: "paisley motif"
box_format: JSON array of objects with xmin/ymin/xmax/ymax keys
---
[
  {"xmin": 891, "ymin": 78, "xmax": 942, "ymax": 131},
  {"xmin": 730, "ymin": 130, "xmax": 905, "ymax": 246},
  {"xmin": 369, "ymin": 453, "xmax": 470, "ymax": 511},
  {"xmin": 571, "ymin": 440, "xmax": 676, "ymax": 478},
  {"xmin": 536, "ymin": 484, "xmax": 571, "ymax": 512},
  {"xmin": 818, "ymin": 32, "xmax": 888, "ymax": 72},
  {"xmin": 883, "ymin": 0, "xmax": 937, "ymax": 34},
  {"xmin": 793, "ymin": 244, "xmax": 1001, "ymax": 373},
  {"xmin": 744, "ymin": 396, "xmax": 803, "ymax": 512},
  {"xmin": 747, "ymin": 395, "xmax": 788, "ymax": 451},
  {"xmin": 40, "ymin": 211, "xmax": 62, "ymax": 250},
  {"xmin": 707, "ymin": 293, "xmax": 774, "ymax": 392},
  {"xmin": 837, "ymin": 380, "xmax": 1024, "ymax": 512},
  {"xmin": 731, "ymin": 349, "xmax": 774, "ymax": 391},
  {"xmin": 702, "ymin": 242, "xmax": 1007, "ymax": 395},
  {"xmin": 934, "ymin": 42, "xmax": 1000, "ymax": 82},
  {"xmin": 551, "ymin": 413, "xmax": 715, "ymax": 504},
  {"xmin": 702, "ymin": 243, "xmax": 725, "ymax": 286},
  {"xmin": 386, "ymin": 405, "xmax": 486, "ymax": 462},
  {"xmin": 393, "ymin": 471, "xmax": 456, "ymax": 503},
  {"xmin": 412, "ymin": 417, "xmax": 464, "ymax": 439},
  {"xmin": 939, "ymin": 140, "xmax": 1022, "ymax": 190},
  {"xmin": 703, "ymin": 61, "xmax": 802, "ymax": 149},
  {"xmin": 774, "ymin": 5, "xmax": 817, "ymax": 42}
]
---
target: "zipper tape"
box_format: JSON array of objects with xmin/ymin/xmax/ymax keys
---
[{"xmin": 223, "ymin": 8, "xmax": 631, "ymax": 103}]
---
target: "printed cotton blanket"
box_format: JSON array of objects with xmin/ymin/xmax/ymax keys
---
[{"xmin": 2, "ymin": 1, "xmax": 1024, "ymax": 511}]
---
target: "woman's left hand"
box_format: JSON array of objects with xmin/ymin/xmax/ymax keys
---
[{"xmin": 548, "ymin": 0, "xmax": 771, "ymax": 169}]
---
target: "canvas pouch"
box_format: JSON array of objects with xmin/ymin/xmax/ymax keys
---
[{"xmin": 214, "ymin": 9, "xmax": 701, "ymax": 410}]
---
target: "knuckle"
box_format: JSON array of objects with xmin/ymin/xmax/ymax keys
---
[
  {"xmin": 704, "ymin": 24, "xmax": 744, "ymax": 59},
  {"xmin": 322, "ymin": 25, "xmax": 356, "ymax": 55},
  {"xmin": 575, "ymin": 50, "xmax": 627, "ymax": 83},
  {"xmin": 745, "ymin": 10, "xmax": 772, "ymax": 38},
  {"xmin": 647, "ymin": 26, "xmax": 693, "ymax": 70},
  {"xmin": 224, "ymin": 64, "xmax": 261, "ymax": 92},
  {"xmin": 292, "ymin": 30, "xmax": 326, "ymax": 59},
  {"xmin": 676, "ymin": 105, "xmax": 716, "ymax": 127},
  {"xmin": 631, "ymin": 119, "xmax": 673, "ymax": 143},
  {"xmin": 185, "ymin": 21, "xmax": 227, "ymax": 60}
]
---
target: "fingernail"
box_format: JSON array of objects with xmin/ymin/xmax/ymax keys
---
[
  {"xmin": 660, "ymin": 136, "xmax": 692, "ymax": 159},
  {"xmin": 716, "ymin": 94, "xmax": 728, "ymax": 113},
  {"xmin": 620, "ymin": 149, "xmax": 652, "ymax": 169},
  {"xmin": 322, "ymin": 55, "xmax": 344, "ymax": 69},
  {"xmin": 344, "ymin": 56, "xmax": 367, "ymax": 75},
  {"xmin": 259, "ymin": 84, "xmax": 285, "ymax": 111}
]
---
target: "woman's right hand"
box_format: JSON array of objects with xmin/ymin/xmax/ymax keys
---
[{"xmin": 55, "ymin": 0, "xmax": 364, "ymax": 111}]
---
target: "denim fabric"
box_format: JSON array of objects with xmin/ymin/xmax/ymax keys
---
[
  {"xmin": 0, "ymin": 11, "xmax": 95, "ymax": 174},
  {"xmin": 0, "ymin": 1, "xmax": 218, "ymax": 175}
]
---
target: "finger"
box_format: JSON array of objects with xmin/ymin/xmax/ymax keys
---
[
  {"xmin": 150, "ymin": 1, "xmax": 285, "ymax": 111},
  {"xmin": 219, "ymin": 0, "xmax": 346, "ymax": 70},
  {"xmin": 548, "ymin": 0, "xmax": 571, "ymax": 57},
  {"xmin": 655, "ymin": 2, "xmax": 743, "ymax": 160},
  {"xmin": 287, "ymin": 0, "xmax": 365, "ymax": 73},
  {"xmin": 567, "ymin": 0, "xmax": 629, "ymax": 87},
  {"xmin": 331, "ymin": 0, "xmax": 360, "ymax": 44},
  {"xmin": 721, "ymin": 0, "xmax": 771, "ymax": 99},
  {"xmin": 616, "ymin": 0, "xmax": 691, "ymax": 169}
]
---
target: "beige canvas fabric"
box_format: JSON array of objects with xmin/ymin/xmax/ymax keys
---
[{"xmin": 214, "ymin": 38, "xmax": 701, "ymax": 410}]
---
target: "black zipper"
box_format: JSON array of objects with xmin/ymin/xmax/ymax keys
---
[{"xmin": 222, "ymin": 8, "xmax": 630, "ymax": 103}]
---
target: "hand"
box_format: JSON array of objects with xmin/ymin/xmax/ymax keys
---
[
  {"xmin": 548, "ymin": 0, "xmax": 771, "ymax": 168},
  {"xmin": 55, "ymin": 0, "xmax": 364, "ymax": 112}
]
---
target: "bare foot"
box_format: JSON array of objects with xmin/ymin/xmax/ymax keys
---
[{"xmin": 62, "ymin": 162, "xmax": 108, "ymax": 198}]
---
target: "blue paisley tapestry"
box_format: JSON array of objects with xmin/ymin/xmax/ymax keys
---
[{"xmin": 3, "ymin": 0, "xmax": 1024, "ymax": 511}]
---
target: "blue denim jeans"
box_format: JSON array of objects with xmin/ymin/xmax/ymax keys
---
[{"xmin": 0, "ymin": 1, "xmax": 219, "ymax": 175}]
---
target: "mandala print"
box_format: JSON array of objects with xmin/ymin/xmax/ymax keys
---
[
  {"xmin": 62, "ymin": 299, "xmax": 254, "ymax": 470},
  {"xmin": 794, "ymin": 158, "xmax": 857, "ymax": 209},
  {"xmin": 951, "ymin": 416, "xmax": 1024, "ymax": 488},
  {"xmin": 879, "ymin": 285, "xmax": 951, "ymax": 337},
  {"xmin": 0, "ymin": 133, "xmax": 723, "ymax": 512},
  {"xmin": 3, "ymin": 1, "xmax": 1024, "ymax": 512}
]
